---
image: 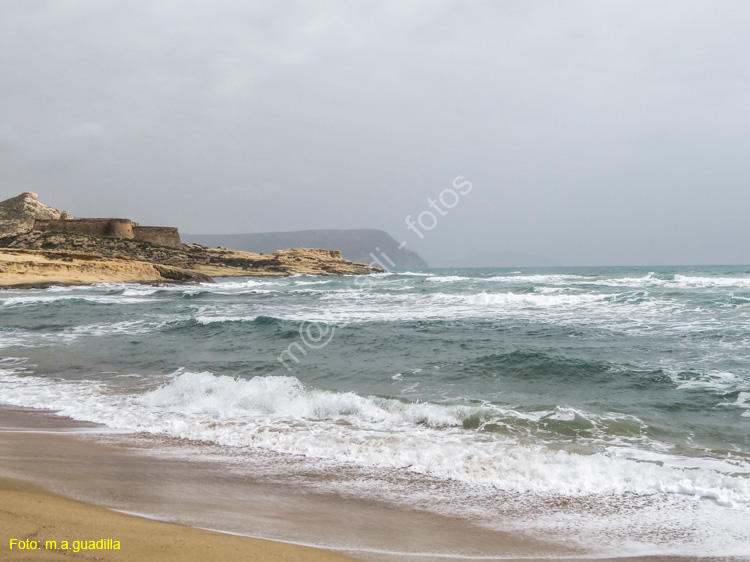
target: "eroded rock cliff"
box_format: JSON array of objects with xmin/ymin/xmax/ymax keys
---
[
  {"xmin": 0, "ymin": 248, "xmax": 211, "ymax": 288},
  {"xmin": 0, "ymin": 230, "xmax": 380, "ymax": 288},
  {"xmin": 0, "ymin": 192, "xmax": 69, "ymax": 236}
]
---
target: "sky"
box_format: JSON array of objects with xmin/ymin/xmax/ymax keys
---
[{"xmin": 1, "ymin": 0, "xmax": 750, "ymax": 266}]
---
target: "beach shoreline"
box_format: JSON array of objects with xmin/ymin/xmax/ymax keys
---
[
  {"xmin": 0, "ymin": 475, "xmax": 359, "ymax": 562},
  {"xmin": 0, "ymin": 404, "xmax": 738, "ymax": 562},
  {"xmin": 0, "ymin": 405, "xmax": 582, "ymax": 562},
  {"xmin": 0, "ymin": 405, "xmax": 569, "ymax": 562}
]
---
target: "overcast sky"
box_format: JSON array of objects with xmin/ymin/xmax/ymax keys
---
[{"xmin": 2, "ymin": 0, "xmax": 749, "ymax": 266}]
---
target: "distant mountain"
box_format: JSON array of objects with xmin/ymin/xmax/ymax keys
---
[
  {"xmin": 425, "ymin": 250, "xmax": 559, "ymax": 268},
  {"xmin": 182, "ymin": 229, "xmax": 429, "ymax": 270}
]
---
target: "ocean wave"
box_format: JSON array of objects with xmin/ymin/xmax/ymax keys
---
[
  {"xmin": 674, "ymin": 275, "xmax": 750, "ymax": 288},
  {"xmin": 456, "ymin": 271, "xmax": 750, "ymax": 291},
  {"xmin": 720, "ymin": 392, "xmax": 750, "ymax": 417},
  {"xmin": 724, "ymin": 294, "xmax": 750, "ymax": 306},
  {"xmin": 190, "ymin": 314, "xmax": 295, "ymax": 327},
  {"xmin": 589, "ymin": 273, "xmax": 750, "ymax": 289},
  {"xmin": 0, "ymin": 356, "xmax": 28, "ymax": 367},
  {"xmin": 0, "ymin": 294, "xmax": 145, "ymax": 307},
  {"xmin": 143, "ymin": 372, "xmax": 467, "ymax": 427},
  {"xmin": 289, "ymin": 279, "xmax": 342, "ymax": 286},
  {"xmin": 297, "ymin": 290, "xmax": 613, "ymax": 325},
  {"xmin": 425, "ymin": 275, "xmax": 473, "ymax": 283},
  {"xmin": 194, "ymin": 315, "xmax": 259, "ymax": 325},
  {"xmin": 485, "ymin": 274, "xmax": 586, "ymax": 284},
  {"xmin": 669, "ymin": 369, "xmax": 745, "ymax": 392},
  {"xmin": 120, "ymin": 287, "xmax": 160, "ymax": 297},
  {"xmin": 439, "ymin": 291, "xmax": 606, "ymax": 308},
  {"xmin": 1, "ymin": 369, "xmax": 748, "ymax": 506},
  {"xmin": 66, "ymin": 320, "xmax": 168, "ymax": 337},
  {"xmin": 210, "ymin": 279, "xmax": 280, "ymax": 290},
  {"xmin": 0, "ymin": 331, "xmax": 32, "ymax": 349}
]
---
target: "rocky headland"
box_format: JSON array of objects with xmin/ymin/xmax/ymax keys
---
[
  {"xmin": 183, "ymin": 229, "xmax": 429, "ymax": 270},
  {"xmin": 0, "ymin": 193, "xmax": 380, "ymax": 288}
]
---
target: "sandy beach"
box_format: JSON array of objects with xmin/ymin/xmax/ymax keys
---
[
  {"xmin": 0, "ymin": 476, "xmax": 357, "ymax": 562},
  {"xmin": 0, "ymin": 405, "xmax": 732, "ymax": 562},
  {"xmin": 0, "ymin": 406, "xmax": 577, "ymax": 562},
  {"xmin": 0, "ymin": 406, "xmax": 369, "ymax": 562}
]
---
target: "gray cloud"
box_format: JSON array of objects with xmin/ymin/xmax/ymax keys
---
[{"xmin": 2, "ymin": 0, "xmax": 749, "ymax": 265}]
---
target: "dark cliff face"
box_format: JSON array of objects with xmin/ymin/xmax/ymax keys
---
[{"xmin": 181, "ymin": 229, "xmax": 429, "ymax": 270}]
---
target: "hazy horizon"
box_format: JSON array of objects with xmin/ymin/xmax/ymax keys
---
[{"xmin": 2, "ymin": 1, "xmax": 750, "ymax": 267}]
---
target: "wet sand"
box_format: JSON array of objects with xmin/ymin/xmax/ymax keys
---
[
  {"xmin": 0, "ymin": 405, "xmax": 738, "ymax": 562},
  {"xmin": 0, "ymin": 476, "xmax": 357, "ymax": 562}
]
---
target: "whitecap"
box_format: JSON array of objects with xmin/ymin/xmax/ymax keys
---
[{"xmin": 1, "ymin": 369, "xmax": 748, "ymax": 508}]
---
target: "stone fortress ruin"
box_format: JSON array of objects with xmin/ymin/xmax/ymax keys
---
[
  {"xmin": 0, "ymin": 192, "xmax": 182, "ymax": 248},
  {"xmin": 33, "ymin": 218, "xmax": 182, "ymax": 248}
]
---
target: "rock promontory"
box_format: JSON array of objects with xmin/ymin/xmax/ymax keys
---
[
  {"xmin": 0, "ymin": 193, "xmax": 381, "ymax": 288},
  {"xmin": 183, "ymin": 229, "xmax": 429, "ymax": 270}
]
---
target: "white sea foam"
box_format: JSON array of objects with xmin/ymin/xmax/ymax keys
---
[
  {"xmin": 670, "ymin": 370, "xmax": 744, "ymax": 392},
  {"xmin": 0, "ymin": 356, "xmax": 28, "ymax": 368},
  {"xmin": 673, "ymin": 274, "xmax": 750, "ymax": 288},
  {"xmin": 587, "ymin": 273, "xmax": 750, "ymax": 289},
  {"xmin": 283, "ymin": 290, "xmax": 612, "ymax": 325},
  {"xmin": 470, "ymin": 271, "xmax": 750, "ymax": 291},
  {"xmin": 0, "ymin": 294, "xmax": 145, "ymax": 307},
  {"xmin": 210, "ymin": 279, "xmax": 279, "ymax": 290},
  {"xmin": 454, "ymin": 292, "xmax": 605, "ymax": 307},
  {"xmin": 67, "ymin": 320, "xmax": 167, "ymax": 337},
  {"xmin": 485, "ymin": 274, "xmax": 586, "ymax": 284},
  {"xmin": 0, "ymin": 331, "xmax": 31, "ymax": 349},
  {"xmin": 1, "ymin": 295, "xmax": 90, "ymax": 307},
  {"xmin": 721, "ymin": 392, "xmax": 750, "ymax": 417},
  {"xmin": 1, "ymin": 369, "xmax": 748, "ymax": 508},
  {"xmin": 120, "ymin": 287, "xmax": 160, "ymax": 296},
  {"xmin": 194, "ymin": 315, "xmax": 259, "ymax": 325},
  {"xmin": 425, "ymin": 275, "xmax": 472, "ymax": 283},
  {"xmin": 289, "ymin": 279, "xmax": 339, "ymax": 286}
]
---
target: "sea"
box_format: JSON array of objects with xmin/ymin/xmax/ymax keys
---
[{"xmin": 1, "ymin": 266, "xmax": 749, "ymax": 558}]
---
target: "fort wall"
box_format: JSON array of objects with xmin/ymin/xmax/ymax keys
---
[
  {"xmin": 33, "ymin": 219, "xmax": 182, "ymax": 248},
  {"xmin": 133, "ymin": 226, "xmax": 181, "ymax": 248},
  {"xmin": 34, "ymin": 218, "xmax": 135, "ymax": 238}
]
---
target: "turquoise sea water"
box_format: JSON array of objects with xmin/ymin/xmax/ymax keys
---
[{"xmin": 2, "ymin": 266, "xmax": 750, "ymax": 556}]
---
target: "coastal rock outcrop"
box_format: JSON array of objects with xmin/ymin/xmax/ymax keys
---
[
  {"xmin": 0, "ymin": 192, "xmax": 382, "ymax": 287},
  {"xmin": 0, "ymin": 248, "xmax": 212, "ymax": 288},
  {"xmin": 0, "ymin": 192, "xmax": 69, "ymax": 236},
  {"xmin": 1, "ymin": 230, "xmax": 381, "ymax": 287},
  {"xmin": 183, "ymin": 229, "xmax": 429, "ymax": 270}
]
